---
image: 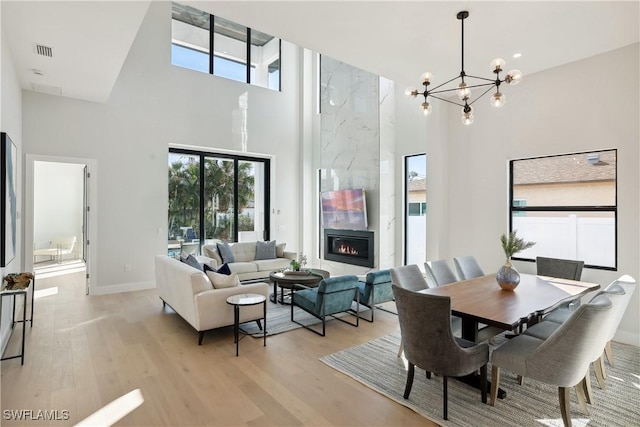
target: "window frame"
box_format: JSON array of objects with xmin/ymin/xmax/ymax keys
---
[{"xmin": 508, "ymin": 149, "xmax": 617, "ymax": 271}]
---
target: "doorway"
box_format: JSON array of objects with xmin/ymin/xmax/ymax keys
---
[{"xmin": 25, "ymin": 155, "xmax": 97, "ymax": 294}]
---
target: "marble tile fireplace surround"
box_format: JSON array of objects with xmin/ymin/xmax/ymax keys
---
[{"xmin": 324, "ymin": 229, "xmax": 374, "ymax": 268}]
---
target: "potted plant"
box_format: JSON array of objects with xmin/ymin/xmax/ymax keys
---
[{"xmin": 497, "ymin": 231, "xmax": 535, "ymax": 290}]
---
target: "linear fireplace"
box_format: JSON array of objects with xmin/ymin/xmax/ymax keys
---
[{"xmin": 324, "ymin": 229, "xmax": 374, "ymax": 267}]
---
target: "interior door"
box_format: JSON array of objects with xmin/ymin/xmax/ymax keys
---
[{"xmin": 83, "ymin": 165, "xmax": 90, "ymax": 295}]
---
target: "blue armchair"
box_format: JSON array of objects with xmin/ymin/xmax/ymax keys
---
[
  {"xmin": 355, "ymin": 270, "xmax": 394, "ymax": 322},
  {"xmin": 291, "ymin": 275, "xmax": 360, "ymax": 336}
]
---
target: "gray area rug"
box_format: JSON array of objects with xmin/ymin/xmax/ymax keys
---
[{"xmin": 320, "ymin": 331, "xmax": 640, "ymax": 427}]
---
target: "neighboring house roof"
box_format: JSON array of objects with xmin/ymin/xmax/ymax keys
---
[
  {"xmin": 513, "ymin": 150, "xmax": 616, "ymax": 185},
  {"xmin": 408, "ymin": 178, "xmax": 426, "ymax": 192}
]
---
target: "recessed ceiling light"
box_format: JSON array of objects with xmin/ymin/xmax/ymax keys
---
[{"xmin": 512, "ymin": 53, "xmax": 522, "ymax": 59}]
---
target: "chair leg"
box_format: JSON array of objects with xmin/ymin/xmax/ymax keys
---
[
  {"xmin": 255, "ymin": 319, "xmax": 262, "ymax": 330},
  {"xmin": 198, "ymin": 331, "xmax": 205, "ymax": 345},
  {"xmin": 559, "ymin": 386, "xmax": 572, "ymax": 427},
  {"xmin": 604, "ymin": 341, "xmax": 615, "ymax": 367},
  {"xmin": 397, "ymin": 340, "xmax": 404, "ymax": 358},
  {"xmin": 443, "ymin": 375, "xmax": 449, "ymax": 420},
  {"xmin": 575, "ymin": 380, "xmax": 590, "ymax": 415},
  {"xmin": 583, "ymin": 370, "xmax": 593, "ymax": 404},
  {"xmin": 426, "ymin": 371, "xmax": 431, "ymax": 379},
  {"xmin": 403, "ymin": 363, "xmax": 415, "ymax": 399},
  {"xmin": 594, "ymin": 358, "xmax": 606, "ymax": 389},
  {"xmin": 517, "ymin": 375, "xmax": 524, "ymax": 386},
  {"xmin": 480, "ymin": 364, "xmax": 487, "ymax": 404},
  {"xmin": 490, "ymin": 366, "xmax": 500, "ymax": 406}
]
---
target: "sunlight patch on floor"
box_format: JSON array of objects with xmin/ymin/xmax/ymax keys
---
[
  {"xmin": 75, "ymin": 389, "xmax": 144, "ymax": 426},
  {"xmin": 34, "ymin": 287, "xmax": 58, "ymax": 299}
]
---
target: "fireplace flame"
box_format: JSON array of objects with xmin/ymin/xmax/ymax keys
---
[{"xmin": 337, "ymin": 244, "xmax": 359, "ymax": 255}]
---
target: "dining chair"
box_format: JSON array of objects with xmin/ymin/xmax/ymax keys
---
[
  {"xmin": 392, "ymin": 285, "xmax": 489, "ymax": 421},
  {"xmin": 390, "ymin": 265, "xmax": 429, "ymax": 356},
  {"xmin": 290, "ymin": 275, "xmax": 359, "ymax": 336},
  {"xmin": 424, "ymin": 259, "xmax": 458, "ymax": 287},
  {"xmin": 490, "ymin": 294, "xmax": 614, "ymax": 427},
  {"xmin": 453, "ymin": 255, "xmax": 485, "ymax": 280},
  {"xmin": 354, "ymin": 269, "xmax": 394, "ymax": 322},
  {"xmin": 536, "ymin": 256, "xmax": 586, "ymax": 319}
]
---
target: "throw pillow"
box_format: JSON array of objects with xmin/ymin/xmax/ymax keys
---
[
  {"xmin": 181, "ymin": 254, "xmax": 202, "ymax": 271},
  {"xmin": 255, "ymin": 240, "xmax": 276, "ymax": 260},
  {"xmin": 203, "ymin": 263, "xmax": 216, "ymax": 273},
  {"xmin": 205, "ymin": 271, "xmax": 240, "ymax": 289},
  {"xmin": 203, "ymin": 245, "xmax": 223, "ymax": 265},
  {"xmin": 216, "ymin": 263, "xmax": 232, "ymax": 275},
  {"xmin": 217, "ymin": 242, "xmax": 235, "ymax": 264},
  {"xmin": 276, "ymin": 242, "xmax": 286, "ymax": 258}
]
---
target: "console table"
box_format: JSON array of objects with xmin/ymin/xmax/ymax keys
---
[{"xmin": 0, "ymin": 274, "xmax": 35, "ymax": 365}]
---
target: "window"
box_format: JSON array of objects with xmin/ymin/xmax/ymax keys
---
[
  {"xmin": 168, "ymin": 149, "xmax": 270, "ymax": 254},
  {"xmin": 509, "ymin": 149, "xmax": 617, "ymax": 270},
  {"xmin": 171, "ymin": 2, "xmax": 281, "ymax": 91},
  {"xmin": 404, "ymin": 154, "xmax": 427, "ymax": 266}
]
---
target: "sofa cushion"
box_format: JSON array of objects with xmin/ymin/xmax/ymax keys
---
[
  {"xmin": 203, "ymin": 245, "xmax": 223, "ymax": 265},
  {"xmin": 228, "ymin": 262, "xmax": 258, "ymax": 275},
  {"xmin": 217, "ymin": 263, "xmax": 232, "ymax": 275},
  {"xmin": 255, "ymin": 240, "xmax": 276, "ymax": 260},
  {"xmin": 231, "ymin": 242, "xmax": 257, "ymax": 262},
  {"xmin": 253, "ymin": 258, "xmax": 291, "ymax": 271},
  {"xmin": 276, "ymin": 242, "xmax": 286, "ymax": 258},
  {"xmin": 181, "ymin": 254, "xmax": 202, "ymax": 271},
  {"xmin": 206, "ymin": 270, "xmax": 240, "ymax": 289},
  {"xmin": 217, "ymin": 242, "xmax": 235, "ymax": 263}
]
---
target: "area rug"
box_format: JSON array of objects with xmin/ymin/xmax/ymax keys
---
[
  {"xmin": 240, "ymin": 298, "xmax": 370, "ymax": 337},
  {"xmin": 320, "ymin": 331, "xmax": 640, "ymax": 427}
]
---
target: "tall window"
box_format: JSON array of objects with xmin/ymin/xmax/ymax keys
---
[
  {"xmin": 509, "ymin": 149, "xmax": 617, "ymax": 270},
  {"xmin": 171, "ymin": 2, "xmax": 281, "ymax": 91},
  {"xmin": 404, "ymin": 154, "xmax": 427, "ymax": 266},
  {"xmin": 168, "ymin": 149, "xmax": 270, "ymax": 255}
]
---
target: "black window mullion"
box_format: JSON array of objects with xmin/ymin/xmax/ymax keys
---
[
  {"xmin": 246, "ymin": 28, "xmax": 251, "ymax": 84},
  {"xmin": 278, "ymin": 39, "xmax": 282, "ymax": 92},
  {"xmin": 233, "ymin": 159, "xmax": 240, "ymax": 242},
  {"xmin": 209, "ymin": 14, "xmax": 214, "ymax": 75},
  {"xmin": 199, "ymin": 154, "xmax": 206, "ymax": 253}
]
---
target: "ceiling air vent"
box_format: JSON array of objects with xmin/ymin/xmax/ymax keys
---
[
  {"xmin": 33, "ymin": 43, "xmax": 53, "ymax": 58},
  {"xmin": 31, "ymin": 83, "xmax": 62, "ymax": 96}
]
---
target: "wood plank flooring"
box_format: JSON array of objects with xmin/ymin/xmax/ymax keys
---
[{"xmin": 1, "ymin": 271, "xmax": 434, "ymax": 426}]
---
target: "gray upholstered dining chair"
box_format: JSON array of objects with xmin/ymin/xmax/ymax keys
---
[
  {"xmin": 490, "ymin": 294, "xmax": 614, "ymax": 427},
  {"xmin": 453, "ymin": 255, "xmax": 485, "ymax": 280},
  {"xmin": 390, "ymin": 264, "xmax": 429, "ymax": 291},
  {"xmin": 424, "ymin": 259, "xmax": 458, "ymax": 287},
  {"xmin": 290, "ymin": 275, "xmax": 359, "ymax": 336},
  {"xmin": 536, "ymin": 256, "xmax": 586, "ymax": 317},
  {"xmin": 354, "ymin": 269, "xmax": 394, "ymax": 322},
  {"xmin": 392, "ymin": 284, "xmax": 489, "ymax": 421},
  {"xmin": 390, "ymin": 264, "xmax": 429, "ymax": 356}
]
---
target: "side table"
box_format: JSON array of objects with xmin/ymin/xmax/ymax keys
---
[
  {"xmin": 0, "ymin": 275, "xmax": 35, "ymax": 365},
  {"xmin": 226, "ymin": 293, "xmax": 267, "ymax": 356}
]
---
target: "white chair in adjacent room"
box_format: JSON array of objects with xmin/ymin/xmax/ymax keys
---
[{"xmin": 33, "ymin": 236, "xmax": 77, "ymax": 263}]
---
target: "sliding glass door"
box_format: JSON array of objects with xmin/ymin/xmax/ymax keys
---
[{"xmin": 168, "ymin": 149, "xmax": 270, "ymax": 255}]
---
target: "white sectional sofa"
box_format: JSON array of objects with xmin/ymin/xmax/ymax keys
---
[
  {"xmin": 200, "ymin": 241, "xmax": 296, "ymax": 281},
  {"xmin": 155, "ymin": 255, "xmax": 269, "ymax": 344}
]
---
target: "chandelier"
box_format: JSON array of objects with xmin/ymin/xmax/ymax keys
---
[{"xmin": 406, "ymin": 11, "xmax": 522, "ymax": 125}]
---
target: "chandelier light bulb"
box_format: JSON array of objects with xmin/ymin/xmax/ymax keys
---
[
  {"xmin": 505, "ymin": 69, "xmax": 523, "ymax": 85},
  {"xmin": 405, "ymin": 87, "xmax": 418, "ymax": 97},
  {"xmin": 422, "ymin": 102, "xmax": 432, "ymax": 116},
  {"xmin": 462, "ymin": 112, "xmax": 474, "ymax": 125},
  {"xmin": 490, "ymin": 58, "xmax": 506, "ymax": 72},
  {"xmin": 421, "ymin": 72, "xmax": 433, "ymax": 84},
  {"xmin": 491, "ymin": 91, "xmax": 506, "ymax": 108},
  {"xmin": 457, "ymin": 82, "xmax": 471, "ymax": 101}
]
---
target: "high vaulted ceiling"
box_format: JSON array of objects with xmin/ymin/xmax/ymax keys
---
[{"xmin": 3, "ymin": 1, "xmax": 639, "ymax": 104}]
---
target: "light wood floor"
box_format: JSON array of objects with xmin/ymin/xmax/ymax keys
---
[{"xmin": 1, "ymin": 271, "xmax": 435, "ymax": 426}]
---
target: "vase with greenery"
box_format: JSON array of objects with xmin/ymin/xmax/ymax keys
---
[{"xmin": 497, "ymin": 231, "xmax": 536, "ymax": 290}]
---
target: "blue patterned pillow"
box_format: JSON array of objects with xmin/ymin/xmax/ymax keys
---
[
  {"xmin": 181, "ymin": 254, "xmax": 202, "ymax": 271},
  {"xmin": 217, "ymin": 242, "xmax": 235, "ymax": 263},
  {"xmin": 255, "ymin": 240, "xmax": 276, "ymax": 260}
]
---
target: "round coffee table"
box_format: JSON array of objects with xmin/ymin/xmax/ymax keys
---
[{"xmin": 269, "ymin": 269, "xmax": 330, "ymax": 304}]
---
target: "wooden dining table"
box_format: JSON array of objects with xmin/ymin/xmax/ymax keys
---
[
  {"xmin": 421, "ymin": 273, "xmax": 601, "ymax": 343},
  {"xmin": 419, "ymin": 273, "xmax": 600, "ymax": 399}
]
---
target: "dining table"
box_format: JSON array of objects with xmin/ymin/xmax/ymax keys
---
[{"xmin": 419, "ymin": 273, "xmax": 601, "ymax": 398}]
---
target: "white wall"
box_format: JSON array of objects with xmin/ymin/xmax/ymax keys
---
[
  {"xmin": 22, "ymin": 1, "xmax": 301, "ymax": 293},
  {"xmin": 33, "ymin": 161, "xmax": 84, "ymax": 258},
  {"xmin": 0, "ymin": 10, "xmax": 24, "ymax": 354},
  {"xmin": 445, "ymin": 44, "xmax": 640, "ymax": 345}
]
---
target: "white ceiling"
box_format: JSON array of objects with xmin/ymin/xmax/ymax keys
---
[{"xmin": 3, "ymin": 1, "xmax": 639, "ymax": 103}]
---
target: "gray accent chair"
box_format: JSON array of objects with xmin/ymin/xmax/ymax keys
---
[
  {"xmin": 490, "ymin": 294, "xmax": 614, "ymax": 427},
  {"xmin": 354, "ymin": 269, "xmax": 394, "ymax": 322},
  {"xmin": 392, "ymin": 285, "xmax": 489, "ymax": 421},
  {"xmin": 290, "ymin": 275, "xmax": 359, "ymax": 336},
  {"xmin": 536, "ymin": 256, "xmax": 584, "ymax": 280},
  {"xmin": 453, "ymin": 255, "xmax": 485, "ymax": 280},
  {"xmin": 424, "ymin": 259, "xmax": 458, "ymax": 287}
]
